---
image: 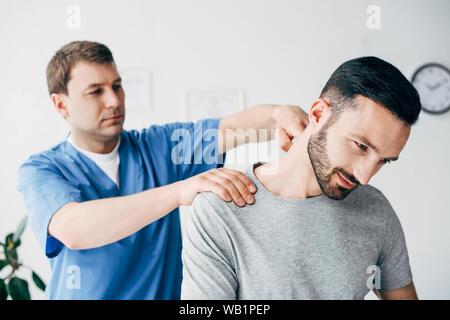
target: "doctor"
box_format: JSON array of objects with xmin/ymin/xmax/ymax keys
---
[{"xmin": 17, "ymin": 41, "xmax": 308, "ymax": 299}]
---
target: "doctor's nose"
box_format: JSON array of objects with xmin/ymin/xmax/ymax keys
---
[{"xmin": 104, "ymin": 87, "xmax": 121, "ymax": 109}]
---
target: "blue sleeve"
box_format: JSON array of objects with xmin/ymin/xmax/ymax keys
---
[
  {"xmin": 17, "ymin": 155, "xmax": 83, "ymax": 258},
  {"xmin": 144, "ymin": 118, "xmax": 226, "ymax": 181}
]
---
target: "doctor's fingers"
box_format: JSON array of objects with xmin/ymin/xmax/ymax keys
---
[
  {"xmin": 204, "ymin": 169, "xmax": 255, "ymax": 207},
  {"xmin": 212, "ymin": 169, "xmax": 256, "ymax": 203},
  {"xmin": 278, "ymin": 128, "xmax": 293, "ymax": 152}
]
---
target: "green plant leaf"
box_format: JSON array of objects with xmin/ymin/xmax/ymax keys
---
[
  {"xmin": 7, "ymin": 277, "xmax": 30, "ymax": 300},
  {"xmin": 4, "ymin": 234, "xmax": 19, "ymax": 263},
  {"xmin": 0, "ymin": 259, "xmax": 9, "ymax": 272},
  {"xmin": 0, "ymin": 279, "xmax": 8, "ymax": 300},
  {"xmin": 32, "ymin": 271, "xmax": 46, "ymax": 292},
  {"xmin": 3, "ymin": 237, "xmax": 11, "ymax": 263},
  {"xmin": 5, "ymin": 233, "xmax": 13, "ymax": 247},
  {"xmin": 5, "ymin": 233, "xmax": 20, "ymax": 250},
  {"xmin": 12, "ymin": 216, "xmax": 28, "ymax": 244}
]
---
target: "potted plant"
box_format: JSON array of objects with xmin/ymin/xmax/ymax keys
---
[{"xmin": 0, "ymin": 216, "xmax": 46, "ymax": 300}]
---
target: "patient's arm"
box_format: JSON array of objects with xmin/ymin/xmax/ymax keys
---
[
  {"xmin": 180, "ymin": 193, "xmax": 238, "ymax": 300},
  {"xmin": 373, "ymin": 281, "xmax": 418, "ymax": 300}
]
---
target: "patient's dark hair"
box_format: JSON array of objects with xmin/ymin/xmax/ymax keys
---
[
  {"xmin": 46, "ymin": 41, "xmax": 114, "ymax": 96},
  {"xmin": 320, "ymin": 56, "xmax": 421, "ymax": 126}
]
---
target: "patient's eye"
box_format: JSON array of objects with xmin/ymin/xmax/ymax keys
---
[
  {"xmin": 354, "ymin": 141, "xmax": 368, "ymax": 151},
  {"xmin": 381, "ymin": 159, "xmax": 392, "ymax": 164}
]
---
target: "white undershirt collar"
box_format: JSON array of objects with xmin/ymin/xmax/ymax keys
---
[{"xmin": 66, "ymin": 134, "xmax": 120, "ymax": 186}]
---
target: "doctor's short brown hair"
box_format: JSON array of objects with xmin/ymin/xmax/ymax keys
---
[{"xmin": 46, "ymin": 40, "xmax": 114, "ymax": 96}]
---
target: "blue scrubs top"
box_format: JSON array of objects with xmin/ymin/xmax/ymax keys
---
[{"xmin": 17, "ymin": 119, "xmax": 224, "ymax": 299}]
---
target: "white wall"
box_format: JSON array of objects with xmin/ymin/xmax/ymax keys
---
[{"xmin": 0, "ymin": 0, "xmax": 449, "ymax": 299}]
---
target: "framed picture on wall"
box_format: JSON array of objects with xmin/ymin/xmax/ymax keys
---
[{"xmin": 119, "ymin": 68, "xmax": 153, "ymax": 110}]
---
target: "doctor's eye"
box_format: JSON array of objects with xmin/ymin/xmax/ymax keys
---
[
  {"xmin": 354, "ymin": 141, "xmax": 368, "ymax": 152},
  {"xmin": 113, "ymin": 84, "xmax": 122, "ymax": 91},
  {"xmin": 89, "ymin": 89, "xmax": 102, "ymax": 95}
]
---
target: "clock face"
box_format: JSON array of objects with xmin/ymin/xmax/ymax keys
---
[{"xmin": 411, "ymin": 63, "xmax": 450, "ymax": 114}]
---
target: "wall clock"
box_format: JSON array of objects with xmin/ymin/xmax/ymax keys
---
[{"xmin": 411, "ymin": 63, "xmax": 450, "ymax": 114}]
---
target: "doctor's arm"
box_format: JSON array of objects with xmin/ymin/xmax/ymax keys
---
[
  {"xmin": 48, "ymin": 167, "xmax": 254, "ymax": 250},
  {"xmin": 218, "ymin": 104, "xmax": 308, "ymax": 154},
  {"xmin": 49, "ymin": 105, "xmax": 308, "ymax": 251}
]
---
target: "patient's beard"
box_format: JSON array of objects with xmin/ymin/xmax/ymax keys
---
[{"xmin": 307, "ymin": 124, "xmax": 356, "ymax": 201}]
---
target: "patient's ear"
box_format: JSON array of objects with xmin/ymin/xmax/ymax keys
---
[
  {"xmin": 308, "ymin": 98, "xmax": 331, "ymax": 131},
  {"xmin": 51, "ymin": 93, "xmax": 70, "ymax": 120}
]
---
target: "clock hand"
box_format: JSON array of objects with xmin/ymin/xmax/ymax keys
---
[
  {"xmin": 431, "ymin": 81, "xmax": 444, "ymax": 91},
  {"xmin": 426, "ymin": 81, "xmax": 444, "ymax": 91}
]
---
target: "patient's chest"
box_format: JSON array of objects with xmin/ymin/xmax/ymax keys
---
[{"xmin": 231, "ymin": 205, "xmax": 385, "ymax": 300}]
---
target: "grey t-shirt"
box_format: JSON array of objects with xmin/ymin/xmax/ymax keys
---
[{"xmin": 180, "ymin": 163, "xmax": 413, "ymax": 299}]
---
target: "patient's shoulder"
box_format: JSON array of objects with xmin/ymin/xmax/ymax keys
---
[
  {"xmin": 352, "ymin": 184, "xmax": 391, "ymax": 203},
  {"xmin": 192, "ymin": 191, "xmax": 237, "ymax": 216},
  {"xmin": 348, "ymin": 184, "xmax": 396, "ymax": 216},
  {"xmin": 180, "ymin": 192, "xmax": 237, "ymax": 247},
  {"xmin": 186, "ymin": 191, "xmax": 244, "ymax": 232}
]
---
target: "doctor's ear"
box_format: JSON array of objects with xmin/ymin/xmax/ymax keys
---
[
  {"xmin": 51, "ymin": 93, "xmax": 70, "ymax": 120},
  {"xmin": 308, "ymin": 98, "xmax": 331, "ymax": 130}
]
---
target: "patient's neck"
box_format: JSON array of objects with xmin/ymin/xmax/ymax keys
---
[{"xmin": 254, "ymin": 135, "xmax": 323, "ymax": 199}]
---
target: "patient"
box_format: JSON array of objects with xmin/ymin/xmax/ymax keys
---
[{"xmin": 180, "ymin": 57, "xmax": 421, "ymax": 300}]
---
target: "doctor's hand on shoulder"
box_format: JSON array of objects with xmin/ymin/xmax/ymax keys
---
[
  {"xmin": 177, "ymin": 104, "xmax": 309, "ymax": 207},
  {"xmin": 177, "ymin": 168, "xmax": 257, "ymax": 207}
]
